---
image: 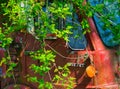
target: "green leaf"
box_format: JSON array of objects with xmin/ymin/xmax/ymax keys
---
[
  {"xmin": 0, "ymin": 58, "xmax": 6, "ymax": 66},
  {"xmin": 27, "ymin": 76, "xmax": 38, "ymax": 83}
]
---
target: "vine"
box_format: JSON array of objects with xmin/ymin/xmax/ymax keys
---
[{"xmin": 0, "ymin": 0, "xmax": 120, "ymax": 89}]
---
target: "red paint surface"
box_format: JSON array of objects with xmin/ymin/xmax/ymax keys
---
[{"xmin": 86, "ymin": 18, "xmax": 116, "ymax": 89}]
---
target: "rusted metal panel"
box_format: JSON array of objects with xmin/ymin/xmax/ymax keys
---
[{"xmin": 0, "ymin": 17, "xmax": 118, "ymax": 89}]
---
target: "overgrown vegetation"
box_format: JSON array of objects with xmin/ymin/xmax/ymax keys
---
[{"xmin": 0, "ymin": 0, "xmax": 120, "ymax": 89}]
